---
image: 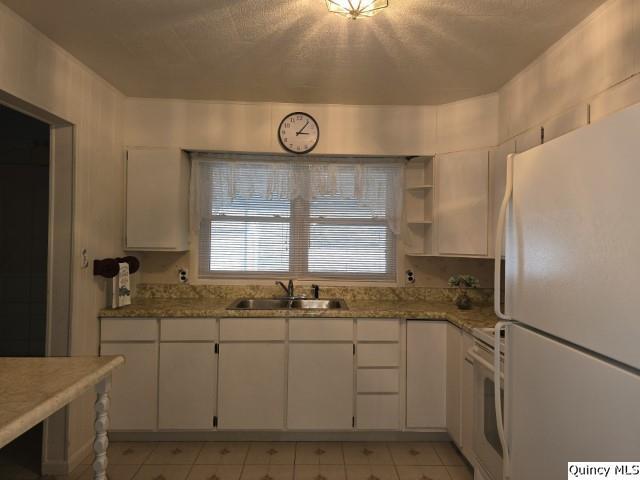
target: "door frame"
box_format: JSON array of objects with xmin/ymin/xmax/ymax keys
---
[{"xmin": 0, "ymin": 89, "xmax": 75, "ymax": 473}]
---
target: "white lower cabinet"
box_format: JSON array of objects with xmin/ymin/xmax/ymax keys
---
[
  {"xmin": 217, "ymin": 342, "xmax": 286, "ymax": 430},
  {"xmin": 100, "ymin": 341, "xmax": 158, "ymax": 431},
  {"xmin": 287, "ymin": 343, "xmax": 354, "ymax": 430},
  {"xmin": 356, "ymin": 319, "xmax": 401, "ymax": 430},
  {"xmin": 158, "ymin": 342, "xmax": 217, "ymax": 430},
  {"xmin": 357, "ymin": 395, "xmax": 401, "ymax": 430},
  {"xmin": 406, "ymin": 321, "xmax": 447, "ymax": 429},
  {"xmin": 446, "ymin": 324, "xmax": 463, "ymax": 446},
  {"xmin": 461, "ymin": 331, "xmax": 475, "ymax": 459},
  {"xmin": 100, "ymin": 316, "xmax": 464, "ymax": 436}
]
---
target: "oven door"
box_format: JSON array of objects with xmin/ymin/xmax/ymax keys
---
[{"xmin": 470, "ymin": 342, "xmax": 504, "ymax": 480}]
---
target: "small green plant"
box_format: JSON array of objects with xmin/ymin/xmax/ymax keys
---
[
  {"xmin": 448, "ymin": 274, "xmax": 479, "ymax": 310},
  {"xmin": 448, "ymin": 274, "xmax": 480, "ymax": 289}
]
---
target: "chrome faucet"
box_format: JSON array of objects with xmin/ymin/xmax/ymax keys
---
[{"xmin": 275, "ymin": 279, "xmax": 295, "ymax": 298}]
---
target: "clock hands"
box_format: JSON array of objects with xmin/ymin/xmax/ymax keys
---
[{"xmin": 296, "ymin": 120, "xmax": 310, "ymax": 136}]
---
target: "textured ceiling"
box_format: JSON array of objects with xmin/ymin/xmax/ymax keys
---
[{"xmin": 2, "ymin": 0, "xmax": 605, "ymax": 105}]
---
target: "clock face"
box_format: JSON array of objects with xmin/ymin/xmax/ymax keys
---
[{"xmin": 278, "ymin": 112, "xmax": 320, "ymax": 154}]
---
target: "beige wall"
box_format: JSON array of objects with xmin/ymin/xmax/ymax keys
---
[
  {"xmin": 124, "ymin": 94, "xmax": 499, "ymax": 155},
  {"xmin": 1, "ymin": 0, "xmax": 639, "ymax": 463},
  {"xmin": 499, "ymin": 0, "xmax": 640, "ymax": 144},
  {"xmin": 0, "ymin": 2, "xmax": 125, "ymax": 470},
  {"xmin": 124, "ymin": 94, "xmax": 499, "ymax": 288}
]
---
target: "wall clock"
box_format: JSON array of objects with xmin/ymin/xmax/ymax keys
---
[{"xmin": 278, "ymin": 112, "xmax": 320, "ymax": 154}]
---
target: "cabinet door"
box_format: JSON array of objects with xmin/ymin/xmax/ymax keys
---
[
  {"xmin": 126, "ymin": 148, "xmax": 189, "ymax": 251},
  {"xmin": 406, "ymin": 321, "xmax": 447, "ymax": 428},
  {"xmin": 446, "ymin": 324, "xmax": 462, "ymax": 446},
  {"xmin": 218, "ymin": 343, "xmax": 285, "ymax": 430},
  {"xmin": 436, "ymin": 151, "xmax": 489, "ymax": 256},
  {"xmin": 158, "ymin": 342, "xmax": 217, "ymax": 430},
  {"xmin": 287, "ymin": 343, "xmax": 354, "ymax": 430},
  {"xmin": 100, "ymin": 342, "xmax": 158, "ymax": 431},
  {"xmin": 462, "ymin": 353, "xmax": 475, "ymax": 459}
]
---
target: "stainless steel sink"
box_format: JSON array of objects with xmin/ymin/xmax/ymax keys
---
[{"xmin": 227, "ymin": 298, "xmax": 348, "ymax": 310}]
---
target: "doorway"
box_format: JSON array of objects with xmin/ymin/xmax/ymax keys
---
[{"xmin": 0, "ymin": 105, "xmax": 50, "ymax": 475}]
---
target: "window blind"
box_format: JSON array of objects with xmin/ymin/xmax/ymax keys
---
[{"xmin": 196, "ymin": 153, "xmax": 403, "ymax": 281}]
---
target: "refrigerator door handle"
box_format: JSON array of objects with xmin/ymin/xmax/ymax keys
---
[
  {"xmin": 494, "ymin": 153, "xmax": 515, "ymax": 320},
  {"xmin": 495, "ymin": 321, "xmax": 513, "ymax": 479}
]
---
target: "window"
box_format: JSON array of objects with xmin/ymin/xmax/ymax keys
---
[{"xmin": 196, "ymin": 153, "xmax": 403, "ymax": 281}]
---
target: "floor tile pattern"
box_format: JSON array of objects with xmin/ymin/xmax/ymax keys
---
[{"xmin": 0, "ymin": 442, "xmax": 472, "ymax": 480}]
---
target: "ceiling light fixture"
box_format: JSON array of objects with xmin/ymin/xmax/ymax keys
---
[{"xmin": 325, "ymin": 0, "xmax": 389, "ymax": 20}]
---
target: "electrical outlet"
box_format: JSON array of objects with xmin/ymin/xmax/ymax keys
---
[
  {"xmin": 178, "ymin": 268, "xmax": 189, "ymax": 284},
  {"xmin": 406, "ymin": 269, "xmax": 416, "ymax": 284}
]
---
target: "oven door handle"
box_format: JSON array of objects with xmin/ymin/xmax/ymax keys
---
[{"xmin": 467, "ymin": 349, "xmax": 503, "ymax": 380}]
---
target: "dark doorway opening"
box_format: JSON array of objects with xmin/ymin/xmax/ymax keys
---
[{"xmin": 0, "ymin": 104, "xmax": 50, "ymax": 477}]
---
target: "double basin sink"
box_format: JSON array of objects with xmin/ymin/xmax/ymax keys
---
[{"xmin": 227, "ymin": 298, "xmax": 348, "ymax": 310}]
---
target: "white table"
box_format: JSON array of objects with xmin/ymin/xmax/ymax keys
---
[{"xmin": 0, "ymin": 356, "xmax": 124, "ymax": 480}]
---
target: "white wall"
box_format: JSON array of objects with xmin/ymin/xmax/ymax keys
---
[
  {"xmin": 2, "ymin": 0, "xmax": 638, "ymax": 460},
  {"xmin": 499, "ymin": 0, "xmax": 640, "ymax": 143},
  {"xmin": 0, "ymin": 3, "xmax": 125, "ymax": 471},
  {"xmin": 125, "ymin": 94, "xmax": 498, "ymax": 156},
  {"xmin": 125, "ymin": 94, "xmax": 499, "ymax": 287}
]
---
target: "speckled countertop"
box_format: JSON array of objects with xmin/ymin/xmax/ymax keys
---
[
  {"xmin": 99, "ymin": 297, "xmax": 498, "ymax": 333},
  {"xmin": 0, "ymin": 356, "xmax": 124, "ymax": 448}
]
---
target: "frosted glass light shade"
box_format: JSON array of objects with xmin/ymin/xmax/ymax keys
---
[{"xmin": 326, "ymin": 0, "xmax": 389, "ymax": 19}]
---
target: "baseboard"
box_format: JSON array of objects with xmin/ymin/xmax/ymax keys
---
[
  {"xmin": 110, "ymin": 431, "xmax": 450, "ymax": 442},
  {"xmin": 42, "ymin": 437, "xmax": 93, "ymax": 476},
  {"xmin": 41, "ymin": 460, "xmax": 69, "ymax": 476}
]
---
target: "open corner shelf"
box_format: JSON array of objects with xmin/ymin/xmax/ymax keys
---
[{"xmin": 405, "ymin": 184, "xmax": 433, "ymax": 191}]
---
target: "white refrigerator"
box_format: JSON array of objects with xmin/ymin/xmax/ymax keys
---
[{"xmin": 494, "ymin": 102, "xmax": 640, "ymax": 480}]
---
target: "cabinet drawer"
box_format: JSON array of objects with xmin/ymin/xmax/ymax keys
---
[
  {"xmin": 357, "ymin": 343, "xmax": 399, "ymax": 367},
  {"xmin": 357, "ymin": 395, "xmax": 400, "ymax": 430},
  {"xmin": 357, "ymin": 319, "xmax": 399, "ymax": 341},
  {"xmin": 289, "ymin": 318, "xmax": 353, "ymax": 341},
  {"xmin": 160, "ymin": 318, "xmax": 217, "ymax": 341},
  {"xmin": 220, "ymin": 318, "xmax": 285, "ymax": 341},
  {"xmin": 101, "ymin": 318, "xmax": 157, "ymax": 342},
  {"xmin": 357, "ymin": 369, "xmax": 399, "ymax": 393}
]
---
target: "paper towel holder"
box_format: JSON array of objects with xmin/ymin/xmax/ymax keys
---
[{"xmin": 93, "ymin": 256, "xmax": 140, "ymax": 278}]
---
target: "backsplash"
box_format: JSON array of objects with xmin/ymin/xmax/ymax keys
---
[{"xmin": 134, "ymin": 283, "xmax": 494, "ymax": 306}]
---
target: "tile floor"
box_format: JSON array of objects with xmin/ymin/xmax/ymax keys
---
[{"xmin": 0, "ymin": 442, "xmax": 473, "ymax": 480}]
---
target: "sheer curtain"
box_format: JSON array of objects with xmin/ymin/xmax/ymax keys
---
[
  {"xmin": 193, "ymin": 152, "xmax": 404, "ymax": 233},
  {"xmin": 192, "ymin": 152, "xmax": 404, "ymax": 279}
]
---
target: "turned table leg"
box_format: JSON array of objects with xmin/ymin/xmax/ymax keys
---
[{"xmin": 92, "ymin": 377, "xmax": 111, "ymax": 480}]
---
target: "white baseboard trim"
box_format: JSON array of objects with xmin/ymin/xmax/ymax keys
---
[{"xmin": 110, "ymin": 431, "xmax": 450, "ymax": 442}]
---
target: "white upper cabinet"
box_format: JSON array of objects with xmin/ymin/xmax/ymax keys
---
[
  {"xmin": 435, "ymin": 150, "xmax": 489, "ymax": 257},
  {"xmin": 125, "ymin": 147, "xmax": 190, "ymax": 251}
]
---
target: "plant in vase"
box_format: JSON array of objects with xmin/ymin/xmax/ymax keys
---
[{"xmin": 448, "ymin": 274, "xmax": 480, "ymax": 310}]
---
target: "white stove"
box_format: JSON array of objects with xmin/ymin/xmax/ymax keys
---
[{"xmin": 471, "ymin": 326, "xmax": 505, "ymax": 352}]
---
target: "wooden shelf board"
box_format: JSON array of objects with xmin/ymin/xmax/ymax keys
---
[
  {"xmin": 405, "ymin": 184, "xmax": 433, "ymax": 190},
  {"xmin": 406, "ymin": 252, "xmax": 491, "ymax": 259}
]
